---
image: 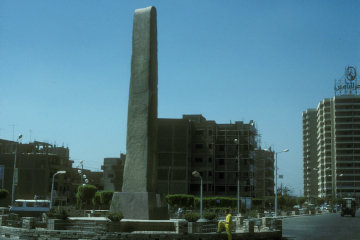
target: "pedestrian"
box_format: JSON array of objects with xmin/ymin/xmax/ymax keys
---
[{"xmin": 217, "ymin": 209, "xmax": 233, "ymax": 240}]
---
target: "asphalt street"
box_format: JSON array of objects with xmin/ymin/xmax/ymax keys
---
[{"xmin": 283, "ymin": 210, "xmax": 360, "ymax": 240}]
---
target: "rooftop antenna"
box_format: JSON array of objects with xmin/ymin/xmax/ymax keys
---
[{"xmin": 29, "ymin": 129, "xmax": 32, "ymax": 143}]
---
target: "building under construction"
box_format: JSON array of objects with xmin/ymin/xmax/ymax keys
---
[{"xmin": 157, "ymin": 114, "xmax": 273, "ymax": 199}]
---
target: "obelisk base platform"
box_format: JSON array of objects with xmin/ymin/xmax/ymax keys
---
[{"xmin": 110, "ymin": 192, "xmax": 168, "ymax": 220}]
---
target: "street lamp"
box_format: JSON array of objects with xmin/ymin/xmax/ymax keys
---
[
  {"xmin": 269, "ymin": 148, "xmax": 289, "ymax": 217},
  {"xmin": 337, "ymin": 174, "xmax": 344, "ymax": 198},
  {"xmin": 11, "ymin": 134, "xmax": 22, "ymax": 204},
  {"xmin": 234, "ymin": 138, "xmax": 240, "ymax": 215},
  {"xmin": 50, "ymin": 170, "xmax": 66, "ymax": 209},
  {"xmin": 192, "ymin": 170, "xmax": 206, "ymax": 222}
]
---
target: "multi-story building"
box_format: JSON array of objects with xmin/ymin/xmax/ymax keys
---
[
  {"xmin": 0, "ymin": 139, "xmax": 103, "ymax": 206},
  {"xmin": 254, "ymin": 148, "xmax": 275, "ymax": 198},
  {"xmin": 157, "ymin": 114, "xmax": 263, "ymax": 198},
  {"xmin": 102, "ymin": 154, "xmax": 126, "ymax": 191},
  {"xmin": 303, "ymin": 66, "xmax": 360, "ymax": 202},
  {"xmin": 302, "ymin": 109, "xmax": 318, "ymax": 201},
  {"xmin": 0, "ymin": 140, "xmax": 71, "ymax": 205}
]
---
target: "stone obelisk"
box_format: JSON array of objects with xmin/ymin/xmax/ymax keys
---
[{"xmin": 110, "ymin": 6, "xmax": 167, "ymax": 220}]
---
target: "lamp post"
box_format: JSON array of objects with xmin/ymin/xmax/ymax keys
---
[
  {"xmin": 234, "ymin": 138, "xmax": 240, "ymax": 215},
  {"xmin": 11, "ymin": 134, "xmax": 22, "ymax": 204},
  {"xmin": 273, "ymin": 149, "xmax": 289, "ymax": 217},
  {"xmin": 50, "ymin": 170, "xmax": 66, "ymax": 209},
  {"xmin": 77, "ymin": 160, "xmax": 88, "ymax": 186},
  {"xmin": 192, "ymin": 170, "xmax": 206, "ymax": 222},
  {"xmin": 337, "ymin": 173, "xmax": 344, "ymax": 198}
]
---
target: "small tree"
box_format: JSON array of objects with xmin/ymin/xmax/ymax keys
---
[
  {"xmin": 76, "ymin": 184, "xmax": 97, "ymax": 209},
  {"xmin": 296, "ymin": 197, "xmax": 306, "ymax": 207},
  {"xmin": 315, "ymin": 197, "xmax": 325, "ymax": 206},
  {"xmin": 0, "ymin": 189, "xmax": 9, "ymax": 199},
  {"xmin": 264, "ymin": 196, "xmax": 275, "ymax": 210}
]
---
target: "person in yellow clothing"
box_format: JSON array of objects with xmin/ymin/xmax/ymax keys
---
[{"xmin": 217, "ymin": 209, "xmax": 233, "ymax": 240}]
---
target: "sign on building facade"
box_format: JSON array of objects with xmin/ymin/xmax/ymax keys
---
[{"xmin": 335, "ymin": 66, "xmax": 360, "ymax": 96}]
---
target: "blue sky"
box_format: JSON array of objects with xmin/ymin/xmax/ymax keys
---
[{"xmin": 1, "ymin": 0, "xmax": 359, "ymax": 195}]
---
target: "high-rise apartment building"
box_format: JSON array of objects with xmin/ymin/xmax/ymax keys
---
[
  {"xmin": 303, "ymin": 66, "xmax": 360, "ymax": 202},
  {"xmin": 302, "ymin": 109, "xmax": 318, "ymax": 201}
]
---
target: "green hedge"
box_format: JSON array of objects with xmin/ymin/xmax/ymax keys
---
[
  {"xmin": 166, "ymin": 194, "xmax": 195, "ymax": 208},
  {"xmin": 100, "ymin": 191, "xmax": 114, "ymax": 206},
  {"xmin": 76, "ymin": 184, "xmax": 97, "ymax": 209},
  {"xmin": 93, "ymin": 192, "xmax": 101, "ymax": 208},
  {"xmin": 93, "ymin": 191, "xmax": 114, "ymax": 209},
  {"xmin": 195, "ymin": 197, "xmax": 237, "ymax": 209},
  {"xmin": 203, "ymin": 212, "xmax": 217, "ymax": 220}
]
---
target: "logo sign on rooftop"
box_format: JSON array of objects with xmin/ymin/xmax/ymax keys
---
[{"xmin": 335, "ymin": 66, "xmax": 360, "ymax": 96}]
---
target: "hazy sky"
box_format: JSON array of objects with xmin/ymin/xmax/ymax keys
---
[{"xmin": 1, "ymin": 0, "xmax": 359, "ymax": 195}]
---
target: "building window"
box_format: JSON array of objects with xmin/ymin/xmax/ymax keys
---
[
  {"xmin": 219, "ymin": 172, "xmax": 224, "ymax": 179},
  {"xmin": 195, "ymin": 144, "xmax": 203, "ymax": 149},
  {"xmin": 208, "ymin": 144, "xmax": 213, "ymax": 149},
  {"xmin": 208, "ymin": 157, "xmax": 212, "ymax": 163},
  {"xmin": 195, "ymin": 130, "xmax": 204, "ymax": 136},
  {"xmin": 208, "ymin": 171, "xmax": 212, "ymax": 177},
  {"xmin": 195, "ymin": 157, "xmax": 203, "ymax": 163},
  {"xmin": 219, "ymin": 145, "xmax": 225, "ymax": 151},
  {"xmin": 219, "ymin": 159, "xmax": 224, "ymax": 165}
]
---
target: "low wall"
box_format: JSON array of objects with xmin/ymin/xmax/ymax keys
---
[
  {"xmin": 0, "ymin": 215, "xmax": 282, "ymax": 240},
  {"xmin": 0, "ymin": 226, "xmax": 282, "ymax": 240}
]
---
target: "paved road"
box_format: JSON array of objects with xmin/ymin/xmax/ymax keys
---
[{"xmin": 283, "ymin": 210, "xmax": 360, "ymax": 240}]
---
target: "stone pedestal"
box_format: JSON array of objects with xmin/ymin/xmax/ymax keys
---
[
  {"xmin": 248, "ymin": 220, "xmax": 255, "ymax": 233},
  {"xmin": 174, "ymin": 220, "xmax": 187, "ymax": 233},
  {"xmin": 235, "ymin": 215, "xmax": 245, "ymax": 231},
  {"xmin": 262, "ymin": 217, "xmax": 272, "ymax": 228},
  {"xmin": 274, "ymin": 219, "xmax": 282, "ymax": 233},
  {"xmin": 22, "ymin": 217, "xmax": 35, "ymax": 229},
  {"xmin": 0, "ymin": 215, "xmax": 8, "ymax": 226},
  {"xmin": 110, "ymin": 192, "xmax": 168, "ymax": 220},
  {"xmin": 47, "ymin": 219, "xmax": 67, "ymax": 230}
]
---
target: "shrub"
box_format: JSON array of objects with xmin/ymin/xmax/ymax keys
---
[
  {"xmin": 203, "ymin": 212, "xmax": 217, "ymax": 221},
  {"xmin": 184, "ymin": 212, "xmax": 200, "ymax": 222},
  {"xmin": 0, "ymin": 189, "xmax": 9, "ymax": 199},
  {"xmin": 248, "ymin": 209, "xmax": 258, "ymax": 218},
  {"xmin": 106, "ymin": 212, "xmax": 123, "ymax": 222},
  {"xmin": 47, "ymin": 207, "xmax": 69, "ymax": 220}
]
